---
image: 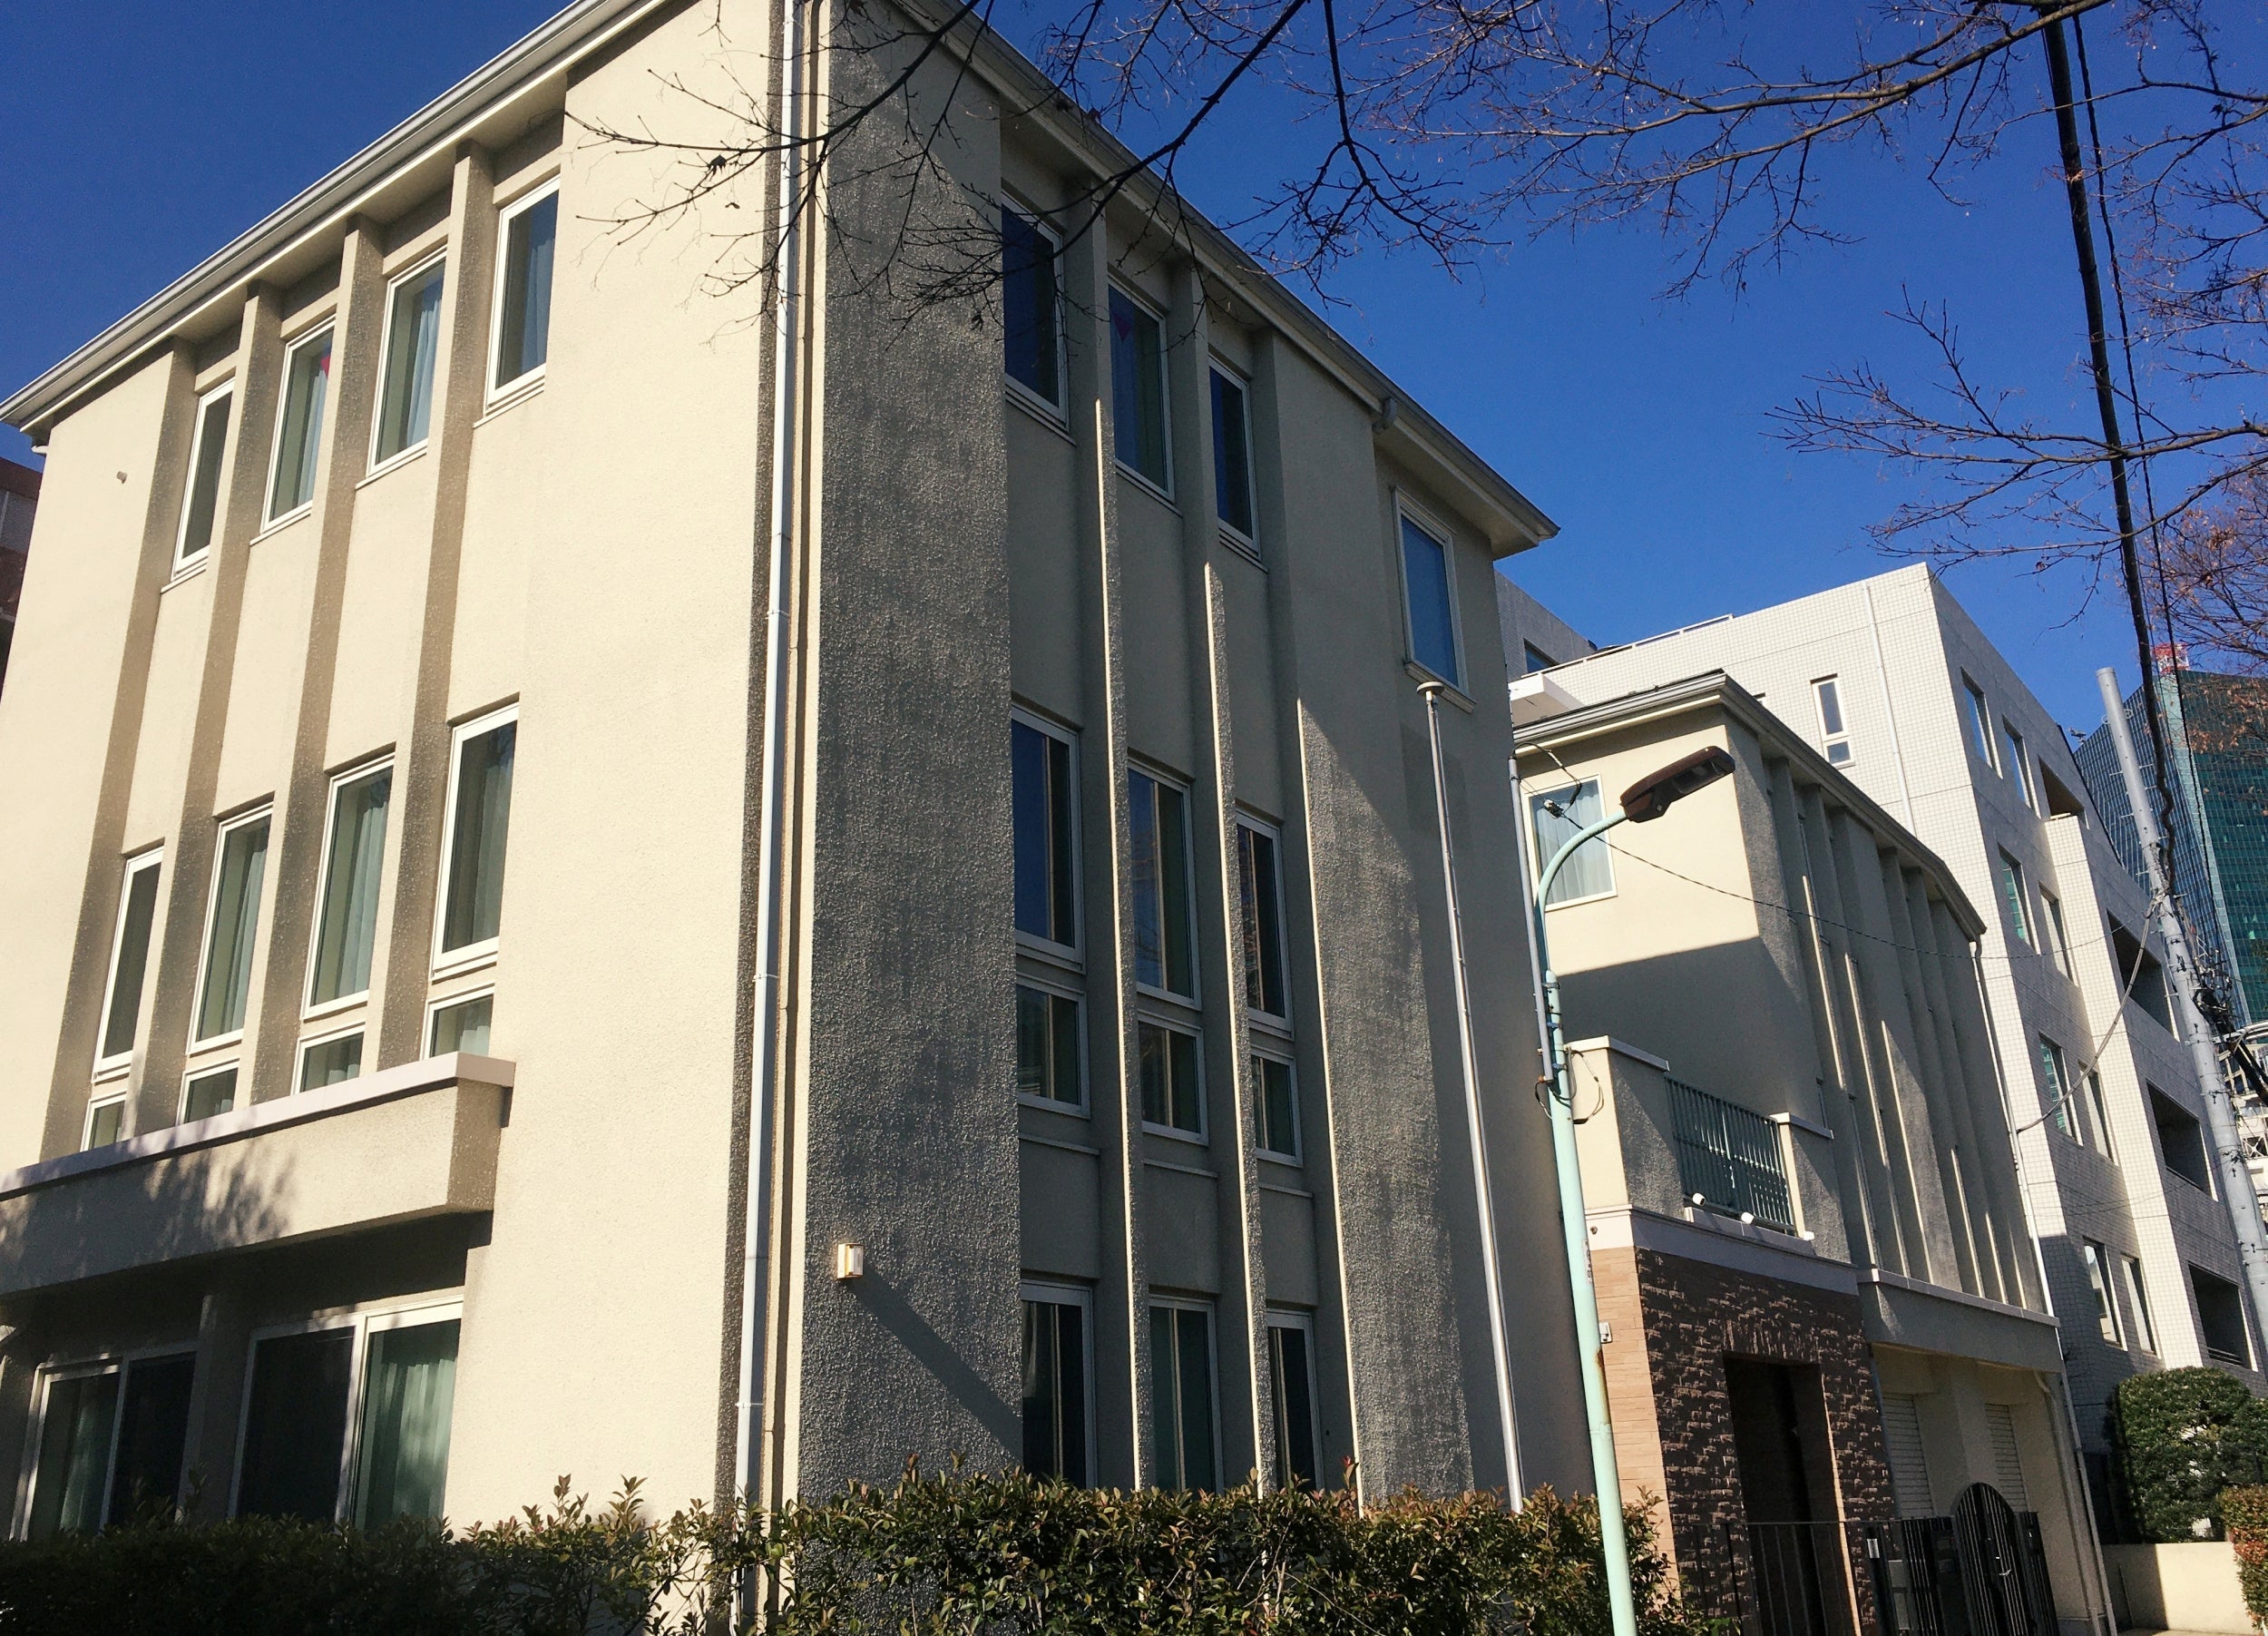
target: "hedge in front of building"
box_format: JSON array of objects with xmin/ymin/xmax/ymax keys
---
[
  {"xmin": 2111, "ymin": 1367, "xmax": 2268, "ymax": 1542},
  {"xmin": 2224, "ymin": 1484, "xmax": 2268, "ymax": 1632},
  {"xmin": 0, "ymin": 1465, "xmax": 1704, "ymax": 1636}
]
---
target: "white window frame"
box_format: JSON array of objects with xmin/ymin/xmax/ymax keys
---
[
  {"xmin": 1532, "ymin": 779, "xmax": 1617, "ymax": 909},
  {"xmin": 432, "ymin": 703, "xmax": 519, "ymax": 977},
  {"xmin": 486, "ymin": 180, "xmax": 560, "ymax": 407},
  {"xmin": 262, "ymin": 322, "xmax": 335, "ymax": 527},
  {"xmin": 1812, "ymin": 676, "xmax": 1853, "ymax": 767},
  {"xmin": 2040, "ymin": 890, "xmax": 2073, "ymax": 976},
  {"xmin": 2122, "ymin": 1255, "xmax": 2157, "ymax": 1353},
  {"xmin": 1147, "ymin": 1295, "xmax": 1223, "ymax": 1491},
  {"xmin": 93, "ymin": 847, "xmax": 165, "ymax": 1079},
  {"xmin": 2086, "ymin": 1069, "xmax": 2116, "ymax": 1162},
  {"xmin": 1109, "ymin": 282, "xmax": 1174, "ymax": 498},
  {"xmin": 999, "ymin": 197, "xmax": 1068, "ymax": 420},
  {"xmin": 1962, "ymin": 675, "xmax": 1998, "ymax": 770},
  {"xmin": 1264, "ymin": 1308, "xmax": 1322, "ymax": 1488},
  {"xmin": 1237, "ymin": 812, "xmax": 1293, "ymax": 1031},
  {"xmin": 1209, "ymin": 360, "xmax": 1259, "ymax": 550},
  {"xmin": 1253, "ymin": 1046, "xmax": 1300, "ymax": 1164},
  {"xmin": 1020, "ymin": 1279, "xmax": 1097, "ymax": 1483},
  {"xmin": 425, "ymin": 983, "xmax": 497, "ymax": 1058},
  {"xmin": 1137, "ymin": 1014, "xmax": 1207, "ymax": 1144},
  {"xmin": 1012, "ymin": 708, "xmax": 1083, "ymax": 964},
  {"xmin": 1015, "ymin": 973, "xmax": 1089, "ymax": 1114},
  {"xmin": 2003, "ymin": 720, "xmax": 2037, "ymax": 809},
  {"xmin": 1394, "ymin": 497, "xmax": 1465, "ymax": 690},
  {"xmin": 174, "ymin": 381, "xmax": 233, "ymax": 569},
  {"xmin": 189, "ymin": 804, "xmax": 275, "ymax": 1051},
  {"xmin": 180, "ymin": 1060, "xmax": 242, "ymax": 1124},
  {"xmin": 1130, "ymin": 763, "xmax": 1199, "ymax": 1005},
  {"xmin": 2081, "ymin": 1239, "xmax": 2122, "ymax": 1345},
  {"xmin": 367, "ymin": 250, "xmax": 446, "ymax": 474},
  {"xmin": 13, "ymin": 1344, "xmax": 199, "ymax": 1539},
  {"xmin": 297, "ymin": 1020, "xmax": 367, "ymax": 1095},
  {"xmin": 1999, "ymin": 850, "xmax": 2032, "ymax": 947},
  {"xmin": 304, "ymin": 756, "xmax": 395, "ymax": 1019},
  {"xmin": 82, "ymin": 1092, "xmax": 127, "ymax": 1151},
  {"xmin": 2038, "ymin": 1035, "xmax": 2074, "ymax": 1139},
  {"xmin": 231, "ymin": 1295, "xmax": 463, "ymax": 1523}
]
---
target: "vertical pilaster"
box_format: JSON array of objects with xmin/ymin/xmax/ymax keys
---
[{"xmin": 178, "ymin": 1279, "xmax": 249, "ymax": 1521}]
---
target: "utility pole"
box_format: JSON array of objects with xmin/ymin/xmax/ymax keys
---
[{"xmin": 2095, "ymin": 667, "xmax": 2268, "ymax": 1345}]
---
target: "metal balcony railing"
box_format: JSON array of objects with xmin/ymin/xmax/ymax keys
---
[{"xmin": 1669, "ymin": 1077, "xmax": 1798, "ymax": 1234}]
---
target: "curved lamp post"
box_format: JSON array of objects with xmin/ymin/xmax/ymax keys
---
[{"xmin": 1531, "ymin": 745, "xmax": 1735, "ymax": 1636}]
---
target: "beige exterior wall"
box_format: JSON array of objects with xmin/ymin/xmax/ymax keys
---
[{"xmin": 0, "ymin": 0, "xmax": 1589, "ymax": 1536}]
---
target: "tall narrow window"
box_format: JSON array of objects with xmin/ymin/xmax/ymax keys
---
[
  {"xmin": 1255, "ymin": 1055, "xmax": 1298, "ymax": 1158},
  {"xmin": 1266, "ymin": 1318, "xmax": 1318, "ymax": 1490},
  {"xmin": 1110, "ymin": 288, "xmax": 1169, "ymax": 490},
  {"xmin": 267, "ymin": 328, "xmax": 332, "ymax": 521},
  {"xmin": 1012, "ymin": 717, "xmax": 1078, "ymax": 948},
  {"xmin": 352, "ymin": 1317, "xmax": 460, "ymax": 1526},
  {"xmin": 437, "ymin": 710, "xmax": 516, "ymax": 964},
  {"xmin": 2086, "ymin": 1070, "xmax": 2115, "ymax": 1161},
  {"xmin": 308, "ymin": 762, "xmax": 392, "ymax": 1006},
  {"xmin": 176, "ymin": 386, "xmax": 231, "ymax": 566},
  {"xmin": 235, "ymin": 1327, "xmax": 355, "ymax": 1520},
  {"xmin": 492, "ymin": 187, "xmax": 558, "ymax": 395},
  {"xmin": 299, "ymin": 1030, "xmax": 364, "ymax": 1092},
  {"xmin": 2038, "ymin": 1037, "xmax": 2074, "ymax": 1139},
  {"xmin": 1212, "ymin": 367, "xmax": 1256, "ymax": 540},
  {"xmin": 1533, "ymin": 781, "xmax": 1612, "ymax": 906},
  {"xmin": 1130, "ymin": 771, "xmax": 1194, "ymax": 995},
  {"xmin": 427, "ymin": 992, "xmax": 494, "ymax": 1057},
  {"xmin": 1017, "ymin": 985, "xmax": 1083, "ymax": 1107},
  {"xmin": 2040, "ymin": 892, "xmax": 2073, "ymax": 975},
  {"xmin": 1963, "ymin": 676, "xmax": 1997, "ymax": 768},
  {"xmin": 1237, "ymin": 822, "xmax": 1286, "ymax": 1016},
  {"xmin": 182, "ymin": 1064, "xmax": 239, "ymax": 1122},
  {"xmin": 372, "ymin": 258, "xmax": 445, "ymax": 464},
  {"xmin": 1148, "ymin": 1304, "xmax": 1217, "ymax": 1491},
  {"xmin": 1813, "ymin": 677, "xmax": 1853, "ymax": 766},
  {"xmin": 24, "ymin": 1369, "xmax": 119, "ymax": 1538},
  {"xmin": 1139, "ymin": 1022, "xmax": 1203, "ymax": 1135},
  {"xmin": 24, "ymin": 1356, "xmax": 195, "ymax": 1538},
  {"xmin": 2122, "ymin": 1257, "xmax": 2157, "ymax": 1353},
  {"xmin": 96, "ymin": 850, "xmax": 163, "ymax": 1072},
  {"xmin": 1999, "ymin": 851, "xmax": 2032, "ymax": 946},
  {"xmin": 2195, "ymin": 1267, "xmax": 2252, "ymax": 1364},
  {"xmin": 1399, "ymin": 514, "xmax": 1460, "ymax": 686},
  {"xmin": 195, "ymin": 810, "xmax": 271, "ymax": 1043},
  {"xmin": 1022, "ymin": 1290, "xmax": 1089, "ymax": 1484},
  {"xmin": 2003, "ymin": 721, "xmax": 2035, "ymax": 809},
  {"xmin": 2081, "ymin": 1240, "xmax": 2120, "ymax": 1343},
  {"xmin": 1001, "ymin": 206, "xmax": 1061, "ymax": 407}
]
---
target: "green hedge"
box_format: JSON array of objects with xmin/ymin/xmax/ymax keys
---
[
  {"xmin": 2223, "ymin": 1485, "xmax": 2268, "ymax": 1631},
  {"xmin": 2111, "ymin": 1367, "xmax": 2268, "ymax": 1542},
  {"xmin": 0, "ymin": 1468, "xmax": 1705, "ymax": 1636}
]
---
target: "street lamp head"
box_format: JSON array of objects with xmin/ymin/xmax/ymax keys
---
[{"xmin": 1620, "ymin": 746, "xmax": 1736, "ymax": 824}]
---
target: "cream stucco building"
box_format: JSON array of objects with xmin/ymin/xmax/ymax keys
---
[{"xmin": 0, "ymin": 0, "xmax": 1591, "ymax": 1536}]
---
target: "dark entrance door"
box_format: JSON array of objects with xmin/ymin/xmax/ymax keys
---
[
  {"xmin": 1727, "ymin": 1357, "xmax": 1853, "ymax": 1636},
  {"xmin": 1949, "ymin": 1484, "xmax": 2053, "ymax": 1636}
]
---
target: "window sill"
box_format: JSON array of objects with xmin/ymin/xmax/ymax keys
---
[
  {"xmin": 302, "ymin": 993, "xmax": 369, "ymax": 1025},
  {"xmin": 431, "ymin": 947, "xmax": 498, "ymax": 984},
  {"xmin": 189, "ymin": 1029, "xmax": 246, "ymax": 1054},
  {"xmin": 1541, "ymin": 887, "xmax": 1618, "ymax": 913},
  {"xmin": 1142, "ymin": 1122, "xmax": 1208, "ymax": 1147},
  {"xmin": 251, "ymin": 506, "xmax": 312, "ymax": 545},
  {"xmin": 1247, "ymin": 1009, "xmax": 1293, "ymax": 1041},
  {"xmin": 1015, "ymin": 936, "xmax": 1084, "ymax": 977},
  {"xmin": 1134, "ymin": 983, "xmax": 1200, "ymax": 1012},
  {"xmin": 1218, "ymin": 526, "xmax": 1265, "ymax": 570},
  {"xmin": 162, "ymin": 557, "xmax": 210, "ymax": 593},
  {"xmin": 1142, "ymin": 1153, "xmax": 1217, "ymax": 1180},
  {"xmin": 90, "ymin": 1062, "xmax": 132, "ymax": 1086},
  {"xmin": 357, "ymin": 443, "xmax": 429, "ymax": 489},
  {"xmin": 477, "ymin": 376, "xmax": 545, "ymax": 427},
  {"xmin": 1258, "ymin": 1148, "xmax": 1303, "ymax": 1170},
  {"xmin": 1116, "ymin": 465, "xmax": 1178, "ymax": 514},
  {"xmin": 1405, "ymin": 662, "xmax": 1474, "ymax": 711},
  {"xmin": 1006, "ymin": 385, "xmax": 1073, "ymax": 443},
  {"xmin": 1020, "ymin": 1131, "xmax": 1101, "ymax": 1158},
  {"xmin": 1018, "ymin": 1092, "xmax": 1090, "ymax": 1119}
]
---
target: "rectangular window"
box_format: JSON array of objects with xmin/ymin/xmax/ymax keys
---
[
  {"xmin": 491, "ymin": 187, "xmax": 557, "ymax": 396},
  {"xmin": 83, "ymin": 1095, "xmax": 125, "ymax": 1151},
  {"xmin": 2040, "ymin": 892, "xmax": 2072, "ymax": 976},
  {"xmin": 2122, "ymin": 1257, "xmax": 2157, "ymax": 1353},
  {"xmin": 1148, "ymin": 1303, "xmax": 1217, "ymax": 1492},
  {"xmin": 1963, "ymin": 675, "xmax": 1997, "ymax": 768},
  {"xmin": 2087, "ymin": 1071, "xmax": 2115, "ymax": 1161},
  {"xmin": 1017, "ymin": 985, "xmax": 1083, "ymax": 1107},
  {"xmin": 266, "ymin": 327, "xmax": 332, "ymax": 522},
  {"xmin": 1999, "ymin": 851, "xmax": 2032, "ymax": 947},
  {"xmin": 371, "ymin": 257, "xmax": 445, "ymax": 465},
  {"xmin": 1129, "ymin": 771, "xmax": 1195, "ymax": 996},
  {"xmin": 1266, "ymin": 1317, "xmax": 1319, "ymax": 1490},
  {"xmin": 1398, "ymin": 513, "xmax": 1460, "ymax": 686},
  {"xmin": 1012, "ymin": 717, "xmax": 1079, "ymax": 949},
  {"xmin": 194, "ymin": 809, "xmax": 272, "ymax": 1044},
  {"xmin": 2193, "ymin": 1266, "xmax": 2252, "ymax": 1366},
  {"xmin": 24, "ymin": 1354, "xmax": 196, "ymax": 1538},
  {"xmin": 1813, "ymin": 677, "xmax": 1853, "ymax": 766},
  {"xmin": 1139, "ymin": 1022, "xmax": 1203, "ymax": 1136},
  {"xmin": 436, "ymin": 710, "xmax": 516, "ymax": 965},
  {"xmin": 2081, "ymin": 1239, "xmax": 2120, "ymax": 1343},
  {"xmin": 182, "ymin": 1064, "xmax": 239, "ymax": 1122},
  {"xmin": 2038, "ymin": 1038, "xmax": 2074, "ymax": 1139},
  {"xmin": 176, "ymin": 385, "xmax": 231, "ymax": 566},
  {"xmin": 95, "ymin": 850, "xmax": 163, "ymax": 1073},
  {"xmin": 1021, "ymin": 1288, "xmax": 1090, "ymax": 1484},
  {"xmin": 1523, "ymin": 642, "xmax": 1556, "ymax": 675},
  {"xmin": 299, "ymin": 1030, "xmax": 364, "ymax": 1092},
  {"xmin": 236, "ymin": 1308, "xmax": 459, "ymax": 1524},
  {"xmin": 1001, "ymin": 206, "xmax": 1061, "ymax": 407},
  {"xmin": 1255, "ymin": 1054, "xmax": 1298, "ymax": 1159},
  {"xmin": 2110, "ymin": 919, "xmax": 2175, "ymax": 1031},
  {"xmin": 2151, "ymin": 1086, "xmax": 2214, "ymax": 1193},
  {"xmin": 427, "ymin": 991, "xmax": 494, "ymax": 1056},
  {"xmin": 1533, "ymin": 780, "xmax": 1613, "ymax": 906},
  {"xmin": 1237, "ymin": 822, "xmax": 1287, "ymax": 1017},
  {"xmin": 2003, "ymin": 721, "xmax": 2036, "ymax": 809},
  {"xmin": 308, "ymin": 761, "xmax": 393, "ymax": 1008},
  {"xmin": 1211, "ymin": 367, "xmax": 1256, "ymax": 540},
  {"xmin": 1110, "ymin": 289, "xmax": 1169, "ymax": 491}
]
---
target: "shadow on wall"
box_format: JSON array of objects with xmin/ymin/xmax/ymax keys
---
[
  {"xmin": 0, "ymin": 1145, "xmax": 293, "ymax": 1304},
  {"xmin": 1553, "ymin": 938, "xmax": 1813, "ymax": 1104}
]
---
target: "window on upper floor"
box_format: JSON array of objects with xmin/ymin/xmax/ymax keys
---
[
  {"xmin": 1237, "ymin": 820, "xmax": 1287, "ymax": 1020},
  {"xmin": 1016, "ymin": 982, "xmax": 1083, "ymax": 1109},
  {"xmin": 436, "ymin": 709, "xmax": 516, "ymax": 968},
  {"xmin": 2193, "ymin": 1265, "xmax": 2252, "ymax": 1366},
  {"xmin": 2003, "ymin": 720, "xmax": 2036, "ymax": 810},
  {"xmin": 267, "ymin": 327, "xmax": 332, "ymax": 523},
  {"xmin": 1523, "ymin": 642, "xmax": 1556, "ymax": 675},
  {"xmin": 2038, "ymin": 1036, "xmax": 2075, "ymax": 1139},
  {"xmin": 298, "ymin": 1027, "xmax": 364, "ymax": 1092},
  {"xmin": 2085, "ymin": 1069, "xmax": 2114, "ymax": 1161},
  {"xmin": 2040, "ymin": 890, "xmax": 2073, "ymax": 976},
  {"xmin": 1148, "ymin": 1301, "xmax": 1217, "ymax": 1491},
  {"xmin": 1110, "ymin": 288, "xmax": 1169, "ymax": 492},
  {"xmin": 194, "ymin": 808, "xmax": 272, "ymax": 1045},
  {"xmin": 2081, "ymin": 1239, "xmax": 2121, "ymax": 1344},
  {"xmin": 95, "ymin": 849, "xmax": 163, "ymax": 1076},
  {"xmin": 1813, "ymin": 676, "xmax": 1853, "ymax": 766},
  {"xmin": 22, "ymin": 1352, "xmax": 195, "ymax": 1538},
  {"xmin": 1962, "ymin": 674, "xmax": 1997, "ymax": 769},
  {"xmin": 1022, "ymin": 1285, "xmax": 1090, "ymax": 1485},
  {"xmin": 182, "ymin": 1063, "xmax": 239, "ymax": 1122},
  {"xmin": 2123, "ymin": 1255, "xmax": 2158, "ymax": 1353},
  {"xmin": 2152, "ymin": 1086, "xmax": 2214, "ymax": 1194},
  {"xmin": 1139, "ymin": 1020, "xmax": 1204, "ymax": 1137},
  {"xmin": 427, "ymin": 989, "xmax": 494, "ymax": 1057},
  {"xmin": 1012, "ymin": 714, "xmax": 1080, "ymax": 952},
  {"xmin": 1211, "ymin": 367, "xmax": 1256, "ymax": 541},
  {"xmin": 1254, "ymin": 1053, "xmax": 1299, "ymax": 1160},
  {"xmin": 1398, "ymin": 512, "xmax": 1461, "ymax": 687},
  {"xmin": 491, "ymin": 185, "xmax": 557, "ymax": 398},
  {"xmin": 1001, "ymin": 205, "xmax": 1062, "ymax": 409},
  {"xmin": 176, "ymin": 385, "xmax": 232, "ymax": 567},
  {"xmin": 1999, "ymin": 851, "xmax": 2032, "ymax": 947},
  {"xmin": 1533, "ymin": 780, "xmax": 1613, "ymax": 906},
  {"xmin": 1266, "ymin": 1314, "xmax": 1319, "ymax": 1490},
  {"xmin": 308, "ymin": 760, "xmax": 393, "ymax": 1010},
  {"xmin": 372, "ymin": 256, "xmax": 445, "ymax": 465},
  {"xmin": 82, "ymin": 1093, "xmax": 125, "ymax": 1151},
  {"xmin": 1130, "ymin": 769, "xmax": 1195, "ymax": 998},
  {"xmin": 2109, "ymin": 918, "xmax": 2174, "ymax": 1031}
]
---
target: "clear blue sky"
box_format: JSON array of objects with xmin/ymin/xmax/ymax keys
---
[{"xmin": 1, "ymin": 2, "xmax": 2159, "ymax": 730}]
